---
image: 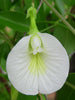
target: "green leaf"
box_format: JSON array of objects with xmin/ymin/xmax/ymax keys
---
[
  {"xmin": 0, "ymin": 24, "xmax": 5, "ymax": 29},
  {"xmin": 0, "ymin": 57, "xmax": 6, "ymax": 72},
  {"xmin": 0, "ymin": 11, "xmax": 29, "ymax": 32},
  {"xmin": 0, "ymin": 0, "xmax": 11, "ymax": 11},
  {"xmin": 55, "ymin": 0, "xmax": 65, "ymax": 15},
  {"xmin": 0, "ymin": 81, "xmax": 10, "ymax": 100},
  {"xmin": 43, "ymin": 0, "xmax": 54, "ymax": 16},
  {"xmin": 24, "ymin": 0, "xmax": 32, "ymax": 9},
  {"xmin": 34, "ymin": 0, "xmax": 49, "ymax": 31},
  {"xmin": 0, "ymin": 73, "xmax": 8, "ymax": 80},
  {"xmin": 57, "ymin": 73, "xmax": 75, "ymax": 100},
  {"xmin": 64, "ymin": 0, "xmax": 75, "ymax": 6},
  {"xmin": 17, "ymin": 93, "xmax": 37, "ymax": 100},
  {"xmin": 54, "ymin": 25, "xmax": 75, "ymax": 55},
  {"xmin": 0, "ymin": 42, "xmax": 10, "ymax": 60},
  {"xmin": 69, "ymin": 13, "xmax": 75, "ymax": 18},
  {"xmin": 11, "ymin": 86, "xmax": 37, "ymax": 100},
  {"xmin": 66, "ymin": 73, "xmax": 75, "ymax": 87},
  {"xmin": 11, "ymin": 86, "xmax": 18, "ymax": 100}
]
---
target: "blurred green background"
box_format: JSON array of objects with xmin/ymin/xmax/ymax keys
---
[{"xmin": 0, "ymin": 0, "xmax": 75, "ymax": 100}]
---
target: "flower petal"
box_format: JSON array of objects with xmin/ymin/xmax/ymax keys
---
[
  {"xmin": 38, "ymin": 33, "xmax": 69, "ymax": 94},
  {"xmin": 6, "ymin": 36, "xmax": 38, "ymax": 95},
  {"xmin": 6, "ymin": 33, "xmax": 69, "ymax": 95}
]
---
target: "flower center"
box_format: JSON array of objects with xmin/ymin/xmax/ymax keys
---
[
  {"xmin": 28, "ymin": 53, "xmax": 46, "ymax": 75},
  {"xmin": 29, "ymin": 34, "xmax": 43, "ymax": 55},
  {"xmin": 33, "ymin": 47, "xmax": 43, "ymax": 55},
  {"xmin": 28, "ymin": 34, "xmax": 46, "ymax": 75}
]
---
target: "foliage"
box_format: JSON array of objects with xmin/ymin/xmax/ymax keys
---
[
  {"xmin": 57, "ymin": 73, "xmax": 75, "ymax": 100},
  {"xmin": 0, "ymin": 0, "xmax": 75, "ymax": 100}
]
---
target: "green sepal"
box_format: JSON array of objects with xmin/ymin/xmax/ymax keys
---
[{"xmin": 27, "ymin": 6, "xmax": 39, "ymax": 35}]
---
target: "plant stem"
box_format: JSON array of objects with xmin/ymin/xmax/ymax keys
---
[
  {"xmin": 37, "ymin": 0, "xmax": 43, "ymax": 13},
  {"xmin": 41, "ymin": 24, "xmax": 56, "ymax": 32},
  {"xmin": 66, "ymin": 81, "xmax": 75, "ymax": 90},
  {"xmin": 40, "ymin": 20, "xmax": 68, "ymax": 32},
  {"xmin": 43, "ymin": 0, "xmax": 75, "ymax": 35},
  {"xmin": 38, "ymin": 93, "xmax": 46, "ymax": 100}
]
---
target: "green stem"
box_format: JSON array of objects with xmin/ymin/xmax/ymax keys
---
[
  {"xmin": 43, "ymin": 0, "xmax": 75, "ymax": 35},
  {"xmin": 40, "ymin": 19, "xmax": 68, "ymax": 32},
  {"xmin": 41, "ymin": 95, "xmax": 47, "ymax": 100},
  {"xmin": 66, "ymin": 81, "xmax": 75, "ymax": 90},
  {"xmin": 38, "ymin": 94, "xmax": 46, "ymax": 100},
  {"xmin": 37, "ymin": 20, "xmax": 56, "ymax": 24},
  {"xmin": 27, "ymin": 6, "xmax": 39, "ymax": 35},
  {"xmin": 41, "ymin": 24, "xmax": 56, "ymax": 32}
]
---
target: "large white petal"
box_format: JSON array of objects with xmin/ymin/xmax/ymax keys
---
[
  {"xmin": 7, "ymin": 33, "xmax": 69, "ymax": 95},
  {"xmin": 6, "ymin": 36, "xmax": 38, "ymax": 95},
  {"xmin": 38, "ymin": 33, "xmax": 69, "ymax": 94}
]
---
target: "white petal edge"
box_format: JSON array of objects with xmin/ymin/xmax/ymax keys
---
[{"xmin": 38, "ymin": 33, "xmax": 69, "ymax": 94}]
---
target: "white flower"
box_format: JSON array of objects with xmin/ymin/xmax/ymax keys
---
[{"xmin": 6, "ymin": 33, "xmax": 69, "ymax": 95}]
